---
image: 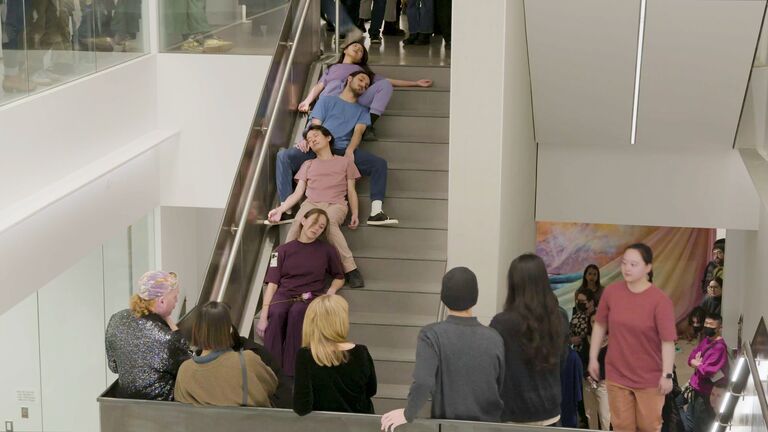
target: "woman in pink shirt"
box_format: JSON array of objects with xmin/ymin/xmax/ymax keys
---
[
  {"xmin": 268, "ymin": 125, "xmax": 364, "ymax": 288},
  {"xmin": 588, "ymin": 243, "xmax": 677, "ymax": 432}
]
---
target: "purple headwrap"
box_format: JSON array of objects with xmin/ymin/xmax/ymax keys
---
[{"xmin": 138, "ymin": 271, "xmax": 179, "ymax": 300}]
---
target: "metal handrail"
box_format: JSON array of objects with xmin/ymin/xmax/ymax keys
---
[
  {"xmin": 745, "ymin": 336, "xmax": 768, "ymax": 422},
  {"xmin": 216, "ymin": 0, "xmax": 313, "ymax": 301}
]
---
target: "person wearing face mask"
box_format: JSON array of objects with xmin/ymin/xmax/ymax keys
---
[
  {"xmin": 687, "ymin": 307, "xmax": 706, "ymax": 342},
  {"xmin": 570, "ymin": 289, "xmax": 596, "ymax": 363},
  {"xmin": 683, "ymin": 314, "xmax": 729, "ymax": 432}
]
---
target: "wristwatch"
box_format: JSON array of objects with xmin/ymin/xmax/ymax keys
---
[{"xmin": 664, "ymin": 373, "xmax": 673, "ymax": 380}]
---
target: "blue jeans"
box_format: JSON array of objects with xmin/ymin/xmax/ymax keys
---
[
  {"xmin": 406, "ymin": 0, "xmax": 433, "ymax": 34},
  {"xmin": 276, "ymin": 147, "xmax": 388, "ymax": 203},
  {"xmin": 321, "ymin": 0, "xmax": 356, "ymax": 34}
]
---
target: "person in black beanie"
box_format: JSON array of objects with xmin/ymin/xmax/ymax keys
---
[{"xmin": 381, "ymin": 267, "xmax": 505, "ymax": 431}]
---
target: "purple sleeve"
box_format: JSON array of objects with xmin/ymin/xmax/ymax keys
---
[
  {"xmin": 265, "ymin": 247, "xmax": 283, "ymax": 285},
  {"xmin": 326, "ymin": 244, "xmax": 344, "ymax": 280},
  {"xmin": 318, "ymin": 67, "xmax": 332, "ymax": 86},
  {"xmin": 698, "ymin": 342, "xmax": 729, "ymax": 378}
]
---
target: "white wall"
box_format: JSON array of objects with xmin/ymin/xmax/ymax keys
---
[
  {"xmin": 157, "ymin": 206, "xmax": 224, "ymax": 314},
  {"xmin": 0, "ymin": 57, "xmax": 158, "ymax": 210},
  {"xmin": 536, "ymin": 144, "xmax": 761, "ymax": 230},
  {"xmin": 157, "ymin": 54, "xmax": 271, "ymax": 209},
  {"xmin": 449, "ymin": 0, "xmax": 537, "ymax": 323}
]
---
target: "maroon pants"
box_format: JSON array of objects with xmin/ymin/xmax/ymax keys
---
[{"xmin": 264, "ymin": 298, "xmax": 311, "ymax": 377}]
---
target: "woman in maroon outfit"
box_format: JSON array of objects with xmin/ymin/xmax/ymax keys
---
[{"xmin": 256, "ymin": 208, "xmax": 345, "ymax": 376}]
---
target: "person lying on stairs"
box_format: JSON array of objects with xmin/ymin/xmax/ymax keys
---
[
  {"xmin": 276, "ymin": 71, "xmax": 398, "ymax": 226},
  {"xmin": 269, "ymin": 125, "xmax": 367, "ymax": 288}
]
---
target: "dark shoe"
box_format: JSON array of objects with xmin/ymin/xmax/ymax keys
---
[
  {"xmin": 445, "ymin": 41, "xmax": 451, "ymax": 50},
  {"xmin": 414, "ymin": 33, "xmax": 431, "ymax": 45},
  {"xmin": 346, "ymin": 269, "xmax": 365, "ymax": 288},
  {"xmin": 402, "ymin": 34, "xmax": 419, "ymax": 46},
  {"xmin": 369, "ymin": 35, "xmax": 382, "ymax": 45},
  {"xmin": 356, "ymin": 19, "xmax": 367, "ymax": 32},
  {"xmin": 363, "ymin": 126, "xmax": 378, "ymax": 141},
  {"xmin": 367, "ymin": 212, "xmax": 399, "ymax": 226},
  {"xmin": 383, "ymin": 27, "xmax": 406, "ymax": 36}
]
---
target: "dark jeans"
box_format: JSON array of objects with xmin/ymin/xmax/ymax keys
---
[
  {"xmin": 276, "ymin": 147, "xmax": 388, "ymax": 202},
  {"xmin": 680, "ymin": 389, "xmax": 715, "ymax": 432},
  {"xmin": 2, "ymin": 0, "xmax": 32, "ymax": 71},
  {"xmin": 367, "ymin": 0, "xmax": 386, "ymax": 37},
  {"xmin": 434, "ymin": 0, "xmax": 450, "ymax": 42}
]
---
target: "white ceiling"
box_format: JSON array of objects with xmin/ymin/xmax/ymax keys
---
[{"xmin": 525, "ymin": 0, "xmax": 767, "ymax": 149}]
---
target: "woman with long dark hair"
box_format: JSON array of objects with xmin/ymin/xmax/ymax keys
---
[
  {"xmin": 578, "ymin": 264, "xmax": 605, "ymax": 304},
  {"xmin": 588, "ymin": 243, "xmax": 676, "ymax": 432},
  {"xmin": 297, "ymin": 41, "xmax": 432, "ymax": 136},
  {"xmin": 490, "ymin": 253, "xmax": 568, "ymax": 425}
]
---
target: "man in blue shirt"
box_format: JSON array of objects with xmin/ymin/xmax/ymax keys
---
[{"xmin": 275, "ymin": 70, "xmax": 397, "ymax": 226}]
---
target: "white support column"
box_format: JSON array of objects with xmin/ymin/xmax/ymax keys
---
[{"xmin": 449, "ymin": 0, "xmax": 537, "ymax": 323}]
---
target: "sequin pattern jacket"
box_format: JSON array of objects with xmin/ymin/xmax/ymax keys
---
[{"xmin": 105, "ymin": 309, "xmax": 191, "ymax": 400}]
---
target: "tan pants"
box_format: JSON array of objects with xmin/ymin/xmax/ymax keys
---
[
  {"xmin": 585, "ymin": 380, "xmax": 612, "ymax": 430},
  {"xmin": 286, "ymin": 201, "xmax": 356, "ymax": 273},
  {"xmin": 606, "ymin": 381, "xmax": 665, "ymax": 432}
]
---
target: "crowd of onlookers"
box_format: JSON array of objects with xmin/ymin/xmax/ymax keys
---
[
  {"xmin": 104, "ymin": 239, "xmax": 732, "ymax": 432},
  {"xmin": 322, "ymin": 0, "xmax": 451, "ymax": 49}
]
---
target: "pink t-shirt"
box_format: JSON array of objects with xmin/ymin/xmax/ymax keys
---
[
  {"xmin": 595, "ymin": 281, "xmax": 677, "ymax": 389},
  {"xmin": 295, "ymin": 156, "xmax": 360, "ymax": 204}
]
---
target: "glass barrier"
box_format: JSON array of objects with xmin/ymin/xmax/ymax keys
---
[
  {"xmin": 0, "ymin": 0, "xmax": 149, "ymax": 106},
  {"xmin": 158, "ymin": 0, "xmax": 290, "ymax": 54}
]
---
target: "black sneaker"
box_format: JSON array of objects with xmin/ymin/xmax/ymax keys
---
[
  {"xmin": 402, "ymin": 34, "xmax": 418, "ymax": 46},
  {"xmin": 345, "ymin": 269, "xmax": 365, "ymax": 289},
  {"xmin": 369, "ymin": 35, "xmax": 382, "ymax": 45},
  {"xmin": 363, "ymin": 126, "xmax": 378, "ymax": 141},
  {"xmin": 382, "ymin": 27, "xmax": 405, "ymax": 36},
  {"xmin": 367, "ymin": 212, "xmax": 399, "ymax": 226},
  {"xmin": 414, "ymin": 33, "xmax": 431, "ymax": 45}
]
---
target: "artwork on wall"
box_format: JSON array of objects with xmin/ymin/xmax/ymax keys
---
[{"xmin": 536, "ymin": 222, "xmax": 715, "ymax": 322}]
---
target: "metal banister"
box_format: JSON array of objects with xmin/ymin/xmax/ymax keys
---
[
  {"xmin": 744, "ymin": 342, "xmax": 768, "ymax": 422},
  {"xmin": 217, "ymin": 0, "xmax": 313, "ymax": 301}
]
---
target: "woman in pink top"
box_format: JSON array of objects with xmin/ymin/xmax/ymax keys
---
[
  {"xmin": 588, "ymin": 243, "xmax": 677, "ymax": 432},
  {"xmin": 268, "ymin": 125, "xmax": 365, "ymax": 288}
]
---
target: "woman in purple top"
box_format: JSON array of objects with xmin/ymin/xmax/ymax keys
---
[
  {"xmin": 298, "ymin": 42, "xmax": 433, "ymax": 133},
  {"xmin": 256, "ymin": 207, "xmax": 346, "ymax": 377}
]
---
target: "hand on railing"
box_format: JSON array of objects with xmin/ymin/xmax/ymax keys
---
[
  {"xmin": 267, "ymin": 208, "xmax": 284, "ymax": 223},
  {"xmin": 380, "ymin": 408, "xmax": 407, "ymax": 432},
  {"xmin": 298, "ymin": 100, "xmax": 311, "ymax": 112}
]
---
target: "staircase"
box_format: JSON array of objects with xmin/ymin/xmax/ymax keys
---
[{"xmin": 341, "ymin": 63, "xmax": 450, "ymax": 414}]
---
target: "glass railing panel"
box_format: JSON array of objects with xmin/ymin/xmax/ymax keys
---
[
  {"xmin": 0, "ymin": 0, "xmax": 149, "ymax": 107},
  {"xmin": 158, "ymin": 0, "xmax": 290, "ymax": 55}
]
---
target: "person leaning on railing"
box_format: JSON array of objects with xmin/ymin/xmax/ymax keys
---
[
  {"xmin": 105, "ymin": 271, "xmax": 190, "ymax": 401},
  {"xmin": 174, "ymin": 302, "xmax": 277, "ymax": 407}
]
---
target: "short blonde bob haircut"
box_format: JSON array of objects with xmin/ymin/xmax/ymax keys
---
[{"xmin": 302, "ymin": 295, "xmax": 350, "ymax": 367}]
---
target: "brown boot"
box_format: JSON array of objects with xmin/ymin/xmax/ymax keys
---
[{"xmin": 2, "ymin": 74, "xmax": 36, "ymax": 93}]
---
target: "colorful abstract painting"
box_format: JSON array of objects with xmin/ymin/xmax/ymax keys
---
[{"xmin": 536, "ymin": 222, "xmax": 715, "ymax": 322}]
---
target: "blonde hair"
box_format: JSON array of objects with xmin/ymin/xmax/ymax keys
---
[
  {"xmin": 302, "ymin": 295, "xmax": 350, "ymax": 367},
  {"xmin": 130, "ymin": 294, "xmax": 157, "ymax": 317}
]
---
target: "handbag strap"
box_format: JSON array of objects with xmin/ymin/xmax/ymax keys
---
[{"xmin": 238, "ymin": 350, "xmax": 249, "ymax": 406}]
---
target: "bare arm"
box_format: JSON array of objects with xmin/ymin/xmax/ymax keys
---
[
  {"xmin": 345, "ymin": 124, "xmax": 367, "ymax": 156},
  {"xmin": 326, "ymin": 278, "xmax": 345, "ymax": 295},
  {"xmin": 256, "ymin": 282, "xmax": 279, "ymax": 337},
  {"xmin": 298, "ymin": 82, "xmax": 326, "ymax": 112},
  {"xmin": 347, "ymin": 179, "xmax": 359, "ymax": 229},
  {"xmin": 658, "ymin": 340, "xmax": 676, "ymax": 395},
  {"xmin": 588, "ymin": 321, "xmax": 607, "ymax": 380},
  {"xmin": 268, "ymin": 180, "xmax": 306, "ymax": 222},
  {"xmin": 387, "ymin": 78, "xmax": 433, "ymax": 88}
]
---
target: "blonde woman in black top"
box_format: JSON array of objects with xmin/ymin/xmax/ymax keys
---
[{"xmin": 293, "ymin": 295, "xmax": 377, "ymax": 415}]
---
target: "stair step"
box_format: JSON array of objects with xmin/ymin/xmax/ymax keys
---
[
  {"xmin": 389, "ymin": 89, "xmax": 450, "ymax": 116},
  {"xmin": 374, "ymin": 359, "xmax": 416, "ymax": 386},
  {"xmin": 341, "ymin": 289, "xmax": 440, "ymax": 317},
  {"xmin": 354, "ymin": 258, "xmax": 444, "ymax": 294},
  {"xmin": 375, "ymin": 383, "xmax": 413, "ymax": 400},
  {"xmin": 368, "ymin": 64, "xmax": 451, "ymax": 88},
  {"xmin": 361, "ymin": 140, "xmax": 448, "ymax": 171},
  {"xmin": 350, "ymin": 312, "xmax": 435, "ymax": 327},
  {"xmin": 375, "ymin": 116, "xmax": 449, "ymax": 142},
  {"xmin": 350, "ymin": 324, "xmax": 423, "ymax": 352},
  {"xmin": 346, "ymin": 226, "xmax": 447, "ymax": 261},
  {"xmin": 358, "ymin": 169, "xmax": 448, "ymax": 200},
  {"xmin": 358, "ymin": 197, "xmax": 447, "ymax": 230}
]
